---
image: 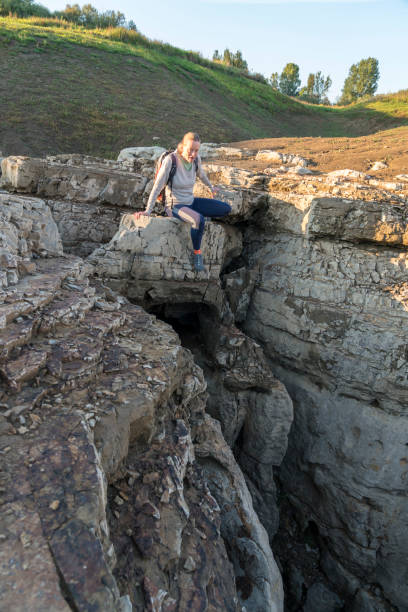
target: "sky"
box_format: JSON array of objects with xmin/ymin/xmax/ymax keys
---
[{"xmin": 42, "ymin": 0, "xmax": 408, "ymax": 101}]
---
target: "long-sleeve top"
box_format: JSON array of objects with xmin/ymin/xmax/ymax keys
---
[{"xmin": 145, "ymin": 152, "xmax": 213, "ymax": 215}]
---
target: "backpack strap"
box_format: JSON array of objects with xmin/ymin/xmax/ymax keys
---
[
  {"xmin": 168, "ymin": 153, "xmax": 177, "ymax": 188},
  {"xmin": 160, "ymin": 152, "xmax": 177, "ymax": 206}
]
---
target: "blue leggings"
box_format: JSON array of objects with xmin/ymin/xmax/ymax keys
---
[{"xmin": 166, "ymin": 198, "xmax": 231, "ymax": 250}]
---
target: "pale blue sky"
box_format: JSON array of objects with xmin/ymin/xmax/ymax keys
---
[{"xmin": 42, "ymin": 0, "xmax": 408, "ymax": 101}]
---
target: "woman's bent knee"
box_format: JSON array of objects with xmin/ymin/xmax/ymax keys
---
[{"xmin": 217, "ymin": 201, "xmax": 231, "ymax": 215}]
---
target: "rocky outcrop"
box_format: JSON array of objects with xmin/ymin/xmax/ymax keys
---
[
  {"xmin": 201, "ymin": 154, "xmax": 408, "ymax": 610},
  {"xmin": 0, "ymin": 182, "xmax": 285, "ymax": 610},
  {"xmin": 240, "ymin": 193, "xmax": 408, "ymax": 611},
  {"xmin": 194, "ymin": 415, "xmax": 284, "ymax": 612},
  {"xmin": 0, "ymin": 155, "xmax": 148, "ymax": 205},
  {"xmin": 0, "ymin": 155, "xmax": 152, "ymax": 256},
  {"xmin": 87, "ymin": 206, "xmax": 293, "ymax": 543},
  {"xmin": 88, "ymin": 213, "xmax": 242, "ymax": 320},
  {"xmin": 193, "ymin": 316, "xmax": 293, "ymax": 537},
  {"xmin": 0, "ymin": 192, "xmax": 62, "ymax": 288},
  {"xmin": 4, "ymin": 143, "xmax": 408, "ymax": 612}
]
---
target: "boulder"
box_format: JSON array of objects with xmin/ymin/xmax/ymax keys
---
[
  {"xmin": 327, "ymin": 168, "xmax": 368, "ymax": 180},
  {"xmin": 117, "ymin": 146, "xmax": 166, "ymax": 162},
  {"xmin": 256, "ymin": 150, "xmax": 309, "ymax": 167},
  {"xmin": 199, "ymin": 143, "xmax": 252, "ymax": 159},
  {"xmin": 256, "ymin": 150, "xmax": 284, "ymax": 163},
  {"xmin": 289, "ymin": 166, "xmax": 313, "ymax": 175},
  {"xmin": 370, "ymin": 161, "xmax": 387, "ymax": 171}
]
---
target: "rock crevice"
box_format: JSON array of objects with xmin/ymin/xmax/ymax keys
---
[
  {"xmin": 2, "ymin": 147, "xmax": 408, "ymax": 612},
  {"xmin": 0, "ymin": 152, "xmax": 286, "ymax": 612}
]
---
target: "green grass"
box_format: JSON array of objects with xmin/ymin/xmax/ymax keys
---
[{"xmin": 1, "ymin": 16, "xmax": 408, "ymax": 158}]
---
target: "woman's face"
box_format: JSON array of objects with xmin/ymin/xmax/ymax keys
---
[{"xmin": 181, "ymin": 139, "xmax": 200, "ymax": 163}]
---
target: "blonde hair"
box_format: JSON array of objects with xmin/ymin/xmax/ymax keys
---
[{"xmin": 177, "ymin": 132, "xmax": 200, "ymax": 154}]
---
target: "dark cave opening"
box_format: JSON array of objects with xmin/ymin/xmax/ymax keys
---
[
  {"xmin": 148, "ymin": 302, "xmax": 208, "ymax": 352},
  {"xmin": 146, "ymin": 301, "xmax": 222, "ymax": 382}
]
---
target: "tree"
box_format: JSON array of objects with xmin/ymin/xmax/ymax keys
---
[
  {"xmin": 299, "ymin": 71, "xmax": 332, "ymax": 104},
  {"xmin": 270, "ymin": 72, "xmax": 279, "ymax": 89},
  {"xmin": 339, "ymin": 57, "xmax": 379, "ymax": 105},
  {"xmin": 212, "ymin": 48, "xmax": 248, "ymax": 72},
  {"xmin": 232, "ymin": 49, "xmax": 248, "ymax": 72},
  {"xmin": 223, "ymin": 48, "xmax": 232, "ymax": 66},
  {"xmin": 0, "ymin": 0, "xmax": 50, "ymax": 17},
  {"xmin": 58, "ymin": 3, "xmax": 81, "ymax": 23},
  {"xmin": 279, "ymin": 63, "xmax": 301, "ymax": 96},
  {"xmin": 57, "ymin": 3, "xmax": 125, "ymax": 28}
]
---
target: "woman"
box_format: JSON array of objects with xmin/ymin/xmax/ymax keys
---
[{"xmin": 134, "ymin": 132, "xmax": 231, "ymax": 271}]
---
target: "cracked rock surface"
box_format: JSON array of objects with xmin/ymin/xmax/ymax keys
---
[
  {"xmin": 4, "ymin": 145, "xmax": 408, "ymax": 612},
  {"xmin": 0, "ymin": 169, "xmax": 284, "ymax": 611}
]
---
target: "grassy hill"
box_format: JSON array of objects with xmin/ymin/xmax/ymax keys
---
[{"xmin": 1, "ymin": 17, "xmax": 408, "ymax": 158}]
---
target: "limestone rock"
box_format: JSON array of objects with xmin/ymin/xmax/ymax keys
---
[
  {"xmin": 350, "ymin": 588, "xmax": 394, "ymax": 612},
  {"xmin": 6, "ymin": 144, "xmax": 406, "ymax": 611},
  {"xmin": 48, "ymin": 200, "xmax": 123, "ymax": 257},
  {"xmin": 288, "ymin": 166, "xmax": 313, "ymax": 175},
  {"xmin": 242, "ymin": 194, "xmax": 408, "ymax": 611},
  {"xmin": 305, "ymin": 196, "xmax": 408, "ymax": 246},
  {"xmin": 0, "ymin": 193, "xmax": 63, "ymax": 289},
  {"xmin": 1, "ymin": 155, "xmax": 148, "ymax": 208},
  {"xmin": 110, "ymin": 417, "xmax": 242, "ymax": 611},
  {"xmin": 190, "ymin": 316, "xmax": 293, "ymax": 537},
  {"xmin": 0, "ymin": 502, "xmax": 72, "ymax": 611},
  {"xmin": 204, "ymin": 164, "xmax": 267, "ymax": 190},
  {"xmin": 223, "ymin": 266, "xmax": 258, "ymax": 323},
  {"xmin": 88, "ymin": 213, "xmax": 242, "ymax": 319},
  {"xmin": 0, "ymin": 215, "xmax": 283, "ymax": 610},
  {"xmin": 194, "ymin": 414, "xmax": 284, "ymax": 612},
  {"xmin": 256, "ymin": 150, "xmax": 284, "ymax": 163},
  {"xmin": 256, "ymin": 150, "xmax": 309, "ymax": 167},
  {"xmin": 370, "ymin": 161, "xmax": 387, "ymax": 171},
  {"xmin": 117, "ymin": 146, "xmax": 166, "ymax": 162},
  {"xmin": 199, "ymin": 143, "xmax": 252, "ymax": 160},
  {"xmin": 196, "ymin": 165, "xmax": 268, "ymax": 223},
  {"xmin": 327, "ymin": 168, "xmax": 368, "ymax": 180}
]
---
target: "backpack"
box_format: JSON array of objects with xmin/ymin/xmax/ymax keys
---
[{"xmin": 155, "ymin": 151, "xmax": 199, "ymax": 205}]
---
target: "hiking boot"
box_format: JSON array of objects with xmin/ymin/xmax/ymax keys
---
[{"xmin": 192, "ymin": 252, "xmax": 205, "ymax": 272}]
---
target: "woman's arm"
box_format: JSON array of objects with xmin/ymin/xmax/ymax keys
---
[
  {"xmin": 137, "ymin": 155, "xmax": 173, "ymax": 217},
  {"xmin": 197, "ymin": 155, "xmax": 217, "ymax": 196}
]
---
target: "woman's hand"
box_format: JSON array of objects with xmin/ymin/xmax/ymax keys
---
[
  {"xmin": 133, "ymin": 211, "xmax": 149, "ymax": 219},
  {"xmin": 210, "ymin": 186, "xmax": 219, "ymax": 198}
]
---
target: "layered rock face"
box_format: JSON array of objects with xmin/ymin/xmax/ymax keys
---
[
  {"xmin": 199, "ymin": 157, "xmax": 408, "ymax": 610},
  {"xmin": 0, "ymin": 159, "xmax": 285, "ymax": 611},
  {"xmin": 1, "ymin": 154, "xmax": 154, "ymax": 257},
  {"xmin": 238, "ymin": 196, "xmax": 408, "ymax": 610},
  {"xmin": 3, "ymin": 145, "xmax": 408, "ymax": 612},
  {"xmin": 88, "ymin": 213, "xmax": 242, "ymax": 320}
]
